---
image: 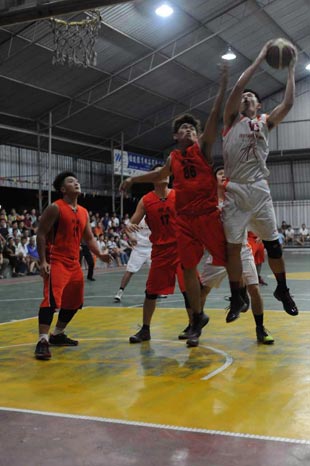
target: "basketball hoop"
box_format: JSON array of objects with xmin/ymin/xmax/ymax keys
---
[{"xmin": 50, "ymin": 11, "xmax": 101, "ymax": 67}]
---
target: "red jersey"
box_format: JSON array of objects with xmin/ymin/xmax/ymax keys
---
[
  {"xmin": 143, "ymin": 189, "xmax": 177, "ymax": 246},
  {"xmin": 48, "ymin": 199, "xmax": 88, "ymax": 262},
  {"xmin": 170, "ymin": 142, "xmax": 218, "ymax": 215}
]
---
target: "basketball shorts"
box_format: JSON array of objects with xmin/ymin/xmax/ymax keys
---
[
  {"xmin": 40, "ymin": 258, "xmax": 84, "ymax": 310},
  {"xmin": 223, "ymin": 179, "xmax": 279, "ymax": 244},
  {"xmin": 201, "ymin": 244, "xmax": 258, "ymax": 288},
  {"xmin": 175, "ymin": 210, "xmax": 226, "ymax": 269},
  {"xmin": 146, "ymin": 243, "xmax": 185, "ymax": 295},
  {"xmin": 126, "ymin": 246, "xmax": 151, "ymax": 273}
]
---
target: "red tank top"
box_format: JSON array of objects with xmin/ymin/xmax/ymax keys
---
[
  {"xmin": 170, "ymin": 142, "xmax": 218, "ymax": 215},
  {"xmin": 143, "ymin": 189, "xmax": 177, "ymax": 246},
  {"xmin": 48, "ymin": 199, "xmax": 88, "ymax": 262}
]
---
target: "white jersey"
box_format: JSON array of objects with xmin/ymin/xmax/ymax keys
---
[
  {"xmin": 223, "ymin": 113, "xmax": 270, "ymax": 183},
  {"xmin": 132, "ymin": 217, "xmax": 151, "ymax": 249}
]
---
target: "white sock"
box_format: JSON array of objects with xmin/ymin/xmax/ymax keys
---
[
  {"xmin": 52, "ymin": 327, "xmax": 65, "ymax": 336},
  {"xmin": 39, "ymin": 333, "xmax": 49, "ymax": 342}
]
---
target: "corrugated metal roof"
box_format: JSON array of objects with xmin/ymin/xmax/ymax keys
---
[{"xmin": 0, "ymin": 0, "xmax": 309, "ymax": 158}]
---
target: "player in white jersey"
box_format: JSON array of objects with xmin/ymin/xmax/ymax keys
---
[
  {"xmin": 114, "ymin": 217, "xmax": 152, "ymax": 302},
  {"xmin": 222, "ymin": 40, "xmax": 298, "ymax": 319},
  {"xmin": 199, "ymin": 166, "xmax": 274, "ymax": 344}
]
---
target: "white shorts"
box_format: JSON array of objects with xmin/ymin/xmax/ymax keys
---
[
  {"xmin": 222, "ymin": 179, "xmax": 279, "ymax": 243},
  {"xmin": 126, "ymin": 247, "xmax": 151, "ymax": 273},
  {"xmin": 201, "ymin": 244, "xmax": 258, "ymax": 288}
]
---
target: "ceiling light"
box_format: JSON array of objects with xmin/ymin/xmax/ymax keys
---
[
  {"xmin": 306, "ymin": 63, "xmax": 310, "ymax": 71},
  {"xmin": 155, "ymin": 4, "xmax": 173, "ymax": 17},
  {"xmin": 222, "ymin": 47, "xmax": 236, "ymax": 61}
]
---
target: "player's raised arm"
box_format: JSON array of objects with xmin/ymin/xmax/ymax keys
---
[
  {"xmin": 119, "ymin": 159, "xmax": 172, "ymax": 193},
  {"xmin": 199, "ymin": 64, "xmax": 228, "ymax": 163},
  {"xmin": 267, "ymin": 55, "xmax": 296, "ymax": 130},
  {"xmin": 223, "ymin": 40, "xmax": 273, "ymax": 128}
]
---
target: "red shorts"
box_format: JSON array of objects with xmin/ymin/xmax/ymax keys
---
[
  {"xmin": 176, "ymin": 210, "xmax": 227, "ymax": 269},
  {"xmin": 40, "ymin": 258, "xmax": 84, "ymax": 310},
  {"xmin": 146, "ymin": 243, "xmax": 185, "ymax": 295},
  {"xmin": 248, "ymin": 238, "xmax": 265, "ymax": 265}
]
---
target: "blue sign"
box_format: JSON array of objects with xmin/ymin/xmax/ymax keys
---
[{"xmin": 114, "ymin": 150, "xmax": 163, "ymax": 176}]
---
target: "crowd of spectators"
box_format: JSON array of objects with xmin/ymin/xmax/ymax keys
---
[
  {"xmin": 0, "ymin": 207, "xmax": 134, "ymax": 279},
  {"xmin": 279, "ymin": 221, "xmax": 310, "ymax": 247},
  {"xmin": 1, "ymin": 206, "xmax": 309, "ymax": 280}
]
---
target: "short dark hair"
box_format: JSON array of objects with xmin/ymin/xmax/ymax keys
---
[
  {"xmin": 243, "ymin": 88, "xmax": 261, "ymax": 103},
  {"xmin": 213, "ymin": 164, "xmax": 224, "ymax": 176},
  {"xmin": 53, "ymin": 171, "xmax": 77, "ymax": 192},
  {"xmin": 172, "ymin": 113, "xmax": 201, "ymax": 134}
]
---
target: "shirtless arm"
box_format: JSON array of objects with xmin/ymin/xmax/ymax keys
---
[
  {"xmin": 119, "ymin": 158, "xmax": 172, "ymax": 193},
  {"xmin": 37, "ymin": 204, "xmax": 59, "ymax": 277}
]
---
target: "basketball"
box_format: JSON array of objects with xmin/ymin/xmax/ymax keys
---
[{"xmin": 266, "ymin": 38, "xmax": 296, "ymax": 69}]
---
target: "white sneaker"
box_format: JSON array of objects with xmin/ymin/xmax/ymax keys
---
[{"xmin": 114, "ymin": 289, "xmax": 124, "ymax": 302}]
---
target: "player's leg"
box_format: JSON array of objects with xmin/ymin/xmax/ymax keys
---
[
  {"xmin": 34, "ymin": 261, "xmax": 70, "ymax": 360},
  {"xmin": 242, "ymin": 247, "xmax": 274, "ymax": 344},
  {"xmin": 49, "ymin": 263, "xmax": 84, "ymax": 346},
  {"xmin": 114, "ymin": 248, "xmax": 146, "ymax": 302},
  {"xmin": 251, "ymin": 186, "xmax": 298, "ymax": 316},
  {"xmin": 129, "ymin": 293, "xmax": 157, "ymax": 344}
]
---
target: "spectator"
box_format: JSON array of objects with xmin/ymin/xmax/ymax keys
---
[
  {"xmin": 0, "ymin": 238, "xmax": 9, "ymax": 278},
  {"xmin": 107, "ymin": 236, "xmax": 122, "ymax": 266},
  {"xmin": 123, "ymin": 213, "xmax": 130, "ymax": 225},
  {"xmin": 29, "ymin": 208, "xmax": 37, "ymax": 225},
  {"xmin": 26, "ymin": 236, "xmax": 40, "ymax": 274},
  {"xmin": 297, "ymin": 223, "xmax": 309, "ymax": 246},
  {"xmin": 0, "ymin": 218, "xmax": 8, "ymax": 239},
  {"xmin": 115, "ymin": 236, "xmax": 129, "ymax": 265},
  {"xmin": 3, "ymin": 237, "xmax": 18, "ymax": 277},
  {"xmin": 285, "ymin": 226, "xmax": 295, "ymax": 245},
  {"xmin": 102, "ymin": 212, "xmax": 110, "ymax": 230},
  {"xmin": 281, "ymin": 220, "xmax": 288, "ymax": 237},
  {"xmin": 111, "ymin": 212, "xmax": 120, "ymax": 229}
]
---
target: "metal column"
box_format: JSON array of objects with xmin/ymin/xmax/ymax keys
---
[{"xmin": 48, "ymin": 112, "xmax": 52, "ymax": 205}]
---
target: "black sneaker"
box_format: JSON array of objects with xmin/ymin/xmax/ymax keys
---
[
  {"xmin": 35, "ymin": 339, "xmax": 51, "ymax": 360},
  {"xmin": 226, "ymin": 294, "xmax": 247, "ymax": 323},
  {"xmin": 49, "ymin": 333, "xmax": 79, "ymax": 346},
  {"xmin": 178, "ymin": 324, "xmax": 191, "ymax": 340},
  {"xmin": 129, "ymin": 327, "xmax": 151, "ymax": 344},
  {"xmin": 186, "ymin": 312, "xmax": 209, "ymax": 347},
  {"xmin": 273, "ymin": 286, "xmax": 299, "ymax": 316},
  {"xmin": 256, "ymin": 326, "xmax": 275, "ymax": 345}
]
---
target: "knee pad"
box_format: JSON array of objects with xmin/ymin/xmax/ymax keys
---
[
  {"xmin": 58, "ymin": 308, "xmax": 78, "ymax": 324},
  {"xmin": 263, "ymin": 239, "xmax": 282, "ymax": 259},
  {"xmin": 145, "ymin": 291, "xmax": 158, "ymax": 300},
  {"xmin": 182, "ymin": 291, "xmax": 191, "ymax": 309},
  {"xmin": 38, "ymin": 307, "xmax": 55, "ymax": 326}
]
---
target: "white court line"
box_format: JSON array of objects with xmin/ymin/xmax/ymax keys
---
[
  {"xmin": 1, "ymin": 406, "xmax": 310, "ymax": 445},
  {"xmin": 0, "ymin": 336, "xmax": 232, "ymax": 382}
]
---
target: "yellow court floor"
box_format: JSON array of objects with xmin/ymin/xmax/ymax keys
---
[{"xmin": 1, "ymin": 306, "xmax": 310, "ymax": 442}]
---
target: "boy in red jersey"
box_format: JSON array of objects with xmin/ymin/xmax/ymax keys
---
[
  {"xmin": 127, "ymin": 165, "xmax": 206, "ymax": 343},
  {"xmin": 35, "ymin": 171, "xmax": 111, "ymax": 360},
  {"xmin": 120, "ymin": 66, "xmax": 245, "ymax": 346}
]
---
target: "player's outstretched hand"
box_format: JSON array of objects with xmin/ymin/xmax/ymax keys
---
[
  {"xmin": 99, "ymin": 253, "xmax": 113, "ymax": 264},
  {"xmin": 126, "ymin": 223, "xmax": 140, "ymax": 234},
  {"xmin": 40, "ymin": 261, "xmax": 50, "ymax": 278},
  {"xmin": 119, "ymin": 177, "xmax": 133, "ymax": 193},
  {"xmin": 257, "ymin": 40, "xmax": 274, "ymax": 62}
]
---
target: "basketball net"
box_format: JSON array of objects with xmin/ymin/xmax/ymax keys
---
[{"xmin": 50, "ymin": 11, "xmax": 101, "ymax": 67}]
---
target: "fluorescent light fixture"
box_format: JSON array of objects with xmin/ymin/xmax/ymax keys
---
[
  {"xmin": 306, "ymin": 63, "xmax": 310, "ymax": 71},
  {"xmin": 222, "ymin": 47, "xmax": 236, "ymax": 61},
  {"xmin": 155, "ymin": 4, "xmax": 173, "ymax": 17}
]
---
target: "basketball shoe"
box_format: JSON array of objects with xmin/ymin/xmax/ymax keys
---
[
  {"xmin": 186, "ymin": 312, "xmax": 209, "ymax": 347},
  {"xmin": 256, "ymin": 326, "xmax": 274, "ymax": 345},
  {"xmin": 49, "ymin": 333, "xmax": 79, "ymax": 346},
  {"xmin": 34, "ymin": 339, "xmax": 51, "ymax": 360},
  {"xmin": 273, "ymin": 286, "xmax": 299, "ymax": 316},
  {"xmin": 114, "ymin": 289, "xmax": 123, "ymax": 302},
  {"xmin": 129, "ymin": 327, "xmax": 151, "ymax": 344}
]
